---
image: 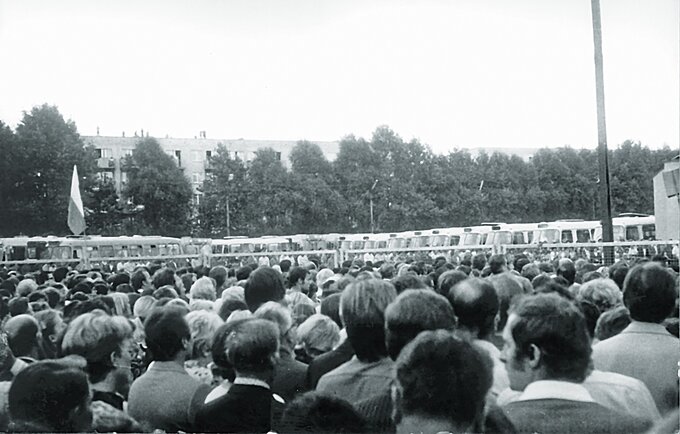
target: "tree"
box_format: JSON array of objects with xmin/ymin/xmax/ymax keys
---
[
  {"xmin": 244, "ymin": 148, "xmax": 292, "ymax": 235},
  {"xmin": 197, "ymin": 144, "xmax": 249, "ymax": 237},
  {"xmin": 122, "ymin": 137, "xmax": 193, "ymax": 236},
  {"xmin": 8, "ymin": 104, "xmax": 96, "ymax": 235}
]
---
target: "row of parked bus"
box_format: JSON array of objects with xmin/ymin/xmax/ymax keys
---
[{"xmin": 0, "ymin": 214, "xmax": 660, "ymax": 264}]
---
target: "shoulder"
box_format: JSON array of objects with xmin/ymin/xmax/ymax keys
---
[{"xmin": 91, "ymin": 400, "xmax": 143, "ymax": 433}]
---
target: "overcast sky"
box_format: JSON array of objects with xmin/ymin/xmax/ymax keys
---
[{"xmin": 0, "ymin": 0, "xmax": 677, "ymax": 153}]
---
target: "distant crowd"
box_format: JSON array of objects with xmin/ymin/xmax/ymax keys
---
[{"xmin": 0, "ymin": 250, "xmax": 677, "ymax": 433}]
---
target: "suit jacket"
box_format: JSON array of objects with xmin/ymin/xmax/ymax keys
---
[
  {"xmin": 306, "ymin": 338, "xmax": 354, "ymax": 389},
  {"xmin": 503, "ymin": 399, "xmax": 650, "ymax": 434},
  {"xmin": 128, "ymin": 361, "xmax": 210, "ymax": 432},
  {"xmin": 592, "ymin": 321, "xmax": 680, "ymax": 414},
  {"xmin": 196, "ymin": 383, "xmax": 285, "ymax": 433},
  {"xmin": 272, "ymin": 352, "xmax": 308, "ymax": 402}
]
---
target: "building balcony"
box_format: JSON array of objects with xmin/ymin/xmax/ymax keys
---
[{"xmin": 97, "ymin": 158, "xmax": 115, "ymax": 169}]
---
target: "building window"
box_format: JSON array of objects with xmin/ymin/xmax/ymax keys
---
[
  {"xmin": 192, "ymin": 150, "xmax": 203, "ymax": 162},
  {"xmin": 96, "ymin": 148, "xmax": 112, "ymax": 158},
  {"xmin": 206, "ymin": 150, "xmax": 212, "ymax": 159},
  {"xmin": 192, "ymin": 173, "xmax": 203, "ymax": 185},
  {"xmin": 121, "ymin": 172, "xmax": 128, "ymax": 184},
  {"xmin": 96, "ymin": 171, "xmax": 114, "ymax": 183},
  {"xmin": 193, "ymin": 193, "xmax": 203, "ymax": 205},
  {"xmin": 275, "ymin": 152, "xmax": 282, "ymax": 161},
  {"xmin": 122, "ymin": 148, "xmax": 134, "ymax": 157}
]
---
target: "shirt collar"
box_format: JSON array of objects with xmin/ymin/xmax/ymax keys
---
[
  {"xmin": 622, "ymin": 321, "xmax": 674, "ymax": 336},
  {"xmin": 233, "ymin": 377, "xmax": 270, "ymax": 389},
  {"xmin": 517, "ymin": 380, "xmax": 595, "ymax": 403}
]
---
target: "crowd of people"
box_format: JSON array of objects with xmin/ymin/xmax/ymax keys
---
[{"xmin": 0, "ymin": 250, "xmax": 677, "ymax": 433}]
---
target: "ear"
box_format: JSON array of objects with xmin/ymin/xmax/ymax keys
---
[
  {"xmin": 390, "ymin": 383, "xmax": 403, "ymax": 425},
  {"xmin": 527, "ymin": 344, "xmax": 542, "ymax": 369}
]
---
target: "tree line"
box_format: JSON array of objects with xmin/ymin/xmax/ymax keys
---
[{"xmin": 0, "ymin": 105, "xmax": 676, "ymax": 238}]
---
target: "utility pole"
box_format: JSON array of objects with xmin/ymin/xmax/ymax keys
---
[{"xmin": 591, "ymin": 0, "xmax": 614, "ymax": 265}]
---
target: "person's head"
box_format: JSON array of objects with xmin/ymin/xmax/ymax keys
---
[
  {"xmin": 320, "ymin": 293, "xmax": 342, "ymax": 328},
  {"xmin": 288, "ymin": 267, "xmax": 309, "ymax": 289},
  {"xmin": 501, "ymin": 293, "xmax": 591, "ymax": 391},
  {"xmin": 185, "ymin": 310, "xmax": 223, "ymax": 360},
  {"xmin": 280, "ymin": 391, "xmax": 366, "ymax": 433},
  {"xmin": 341, "ymin": 279, "xmax": 397, "ymax": 362},
  {"xmin": 436, "ymin": 270, "xmax": 468, "ymax": 298},
  {"xmin": 253, "ymin": 302, "xmax": 295, "ymax": 352},
  {"xmin": 107, "ymin": 292, "xmax": 132, "ymax": 317},
  {"xmin": 222, "ymin": 318, "xmax": 279, "ymax": 378},
  {"xmin": 390, "ymin": 273, "xmax": 428, "ymax": 294},
  {"xmin": 60, "ymin": 310, "xmax": 135, "ymax": 395},
  {"xmin": 609, "ymin": 261, "xmax": 629, "ymax": 290},
  {"xmin": 143, "ymin": 306, "xmax": 191, "ymax": 362},
  {"xmin": 244, "ymin": 267, "xmax": 285, "ymax": 312},
  {"xmin": 152, "ymin": 285, "xmax": 178, "ymax": 300},
  {"xmin": 594, "ymin": 305, "xmax": 632, "ymax": 341},
  {"xmin": 33, "ymin": 309, "xmax": 65, "ymax": 348},
  {"xmin": 385, "ymin": 289, "xmax": 455, "ymax": 361},
  {"xmin": 209, "ymin": 266, "xmax": 228, "ymax": 290},
  {"xmin": 521, "ymin": 263, "xmax": 541, "ymax": 282},
  {"xmin": 489, "ymin": 273, "xmax": 524, "ymax": 331},
  {"xmin": 557, "ymin": 258, "xmax": 576, "ymax": 285},
  {"xmin": 4, "ymin": 314, "xmax": 41, "ymax": 359},
  {"xmin": 488, "ymin": 254, "xmax": 507, "ymax": 275},
  {"xmin": 218, "ymin": 298, "xmax": 249, "ymax": 322},
  {"xmin": 623, "ymin": 262, "xmax": 677, "ymax": 323},
  {"xmin": 235, "ymin": 265, "xmax": 253, "ymax": 282},
  {"xmin": 132, "ymin": 295, "xmax": 156, "ymax": 323},
  {"xmin": 394, "ymin": 330, "xmax": 492, "ymax": 432},
  {"xmin": 291, "ymin": 302, "xmax": 316, "ymax": 327},
  {"xmin": 16, "ymin": 279, "xmax": 38, "ymax": 298},
  {"xmin": 576, "ymin": 299, "xmax": 600, "ymax": 340},
  {"xmin": 9, "ymin": 359, "xmax": 92, "ymax": 432},
  {"xmin": 471, "ymin": 254, "xmax": 487, "ymax": 271},
  {"xmin": 130, "ymin": 269, "xmax": 150, "ymax": 291},
  {"xmin": 379, "ymin": 263, "xmax": 396, "ymax": 280},
  {"xmin": 577, "ymin": 278, "xmax": 622, "ymax": 313},
  {"xmin": 152, "ymin": 268, "xmax": 176, "ymax": 290},
  {"xmin": 190, "ymin": 276, "xmax": 217, "ymax": 301},
  {"xmin": 448, "ymin": 278, "xmax": 499, "ymax": 340},
  {"xmin": 295, "ymin": 314, "xmax": 340, "ymax": 362},
  {"xmin": 8, "ymin": 297, "xmax": 30, "ymax": 317}
]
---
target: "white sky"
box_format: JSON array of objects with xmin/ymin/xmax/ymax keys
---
[{"xmin": 0, "ymin": 0, "xmax": 677, "ymax": 153}]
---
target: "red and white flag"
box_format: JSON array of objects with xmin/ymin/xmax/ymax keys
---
[{"xmin": 67, "ymin": 165, "xmax": 86, "ymax": 235}]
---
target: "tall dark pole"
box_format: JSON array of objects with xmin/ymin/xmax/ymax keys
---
[{"xmin": 591, "ymin": 0, "xmax": 614, "ymax": 265}]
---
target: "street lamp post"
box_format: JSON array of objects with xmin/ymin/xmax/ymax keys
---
[{"xmin": 369, "ymin": 179, "xmax": 378, "ymax": 233}]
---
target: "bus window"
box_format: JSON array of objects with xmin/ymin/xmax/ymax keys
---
[
  {"xmin": 625, "ymin": 226, "xmax": 640, "ymax": 241},
  {"xmin": 115, "ymin": 246, "xmax": 128, "ymax": 258},
  {"xmin": 26, "ymin": 247, "xmax": 37, "ymax": 260},
  {"xmin": 100, "ymin": 246, "xmax": 114, "ymax": 258},
  {"xmin": 576, "ymin": 230, "xmax": 590, "ymax": 243},
  {"xmin": 642, "ymin": 225, "xmax": 655, "ymax": 240},
  {"xmin": 129, "ymin": 245, "xmax": 142, "ymax": 257},
  {"xmin": 561, "ymin": 231, "xmax": 573, "ymax": 243},
  {"xmin": 51, "ymin": 246, "xmax": 72, "ymax": 260},
  {"xmin": 449, "ymin": 235, "xmax": 460, "ymax": 246},
  {"xmin": 88, "ymin": 246, "xmax": 100, "ymax": 258}
]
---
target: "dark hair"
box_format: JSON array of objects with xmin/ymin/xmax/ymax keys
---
[
  {"xmin": 448, "ymin": 278, "xmax": 498, "ymax": 339},
  {"xmin": 534, "ymin": 280, "xmax": 574, "ymax": 300},
  {"xmin": 510, "ymin": 293, "xmax": 591, "ymax": 382},
  {"xmin": 594, "ymin": 306, "xmax": 631, "ymax": 341},
  {"xmin": 488, "ymin": 254, "xmax": 507, "ymax": 275},
  {"xmin": 217, "ymin": 298, "xmax": 248, "ymax": 322},
  {"xmin": 9, "ymin": 360, "xmax": 91, "ymax": 432},
  {"xmin": 395, "ymin": 330, "xmax": 492, "ymax": 429},
  {"xmin": 513, "ymin": 256, "xmax": 530, "ymax": 274},
  {"xmin": 235, "ymin": 266, "xmax": 253, "ymax": 282},
  {"xmin": 320, "ymin": 293, "xmax": 342, "ymax": 329},
  {"xmin": 152, "ymin": 269, "xmax": 176, "ymax": 290},
  {"xmin": 288, "ymin": 267, "xmax": 308, "ymax": 288},
  {"xmin": 576, "ymin": 299, "xmax": 600, "ymax": 339},
  {"xmin": 279, "ymin": 260, "xmax": 292, "ymax": 274},
  {"xmin": 244, "ymin": 267, "xmax": 285, "ymax": 312},
  {"xmin": 42, "ymin": 288, "xmax": 61, "ymax": 309},
  {"xmin": 223, "ymin": 318, "xmax": 279, "ymax": 375},
  {"xmin": 52, "ymin": 267, "xmax": 69, "ymax": 283},
  {"xmin": 341, "ymin": 279, "xmax": 397, "ymax": 362},
  {"xmin": 280, "ymin": 391, "xmax": 366, "ymax": 433},
  {"xmin": 385, "ymin": 290, "xmax": 455, "ymax": 360},
  {"xmin": 8, "ymin": 297, "xmax": 30, "ymax": 317},
  {"xmin": 209, "ymin": 266, "xmax": 228, "ymax": 289},
  {"xmin": 557, "ymin": 259, "xmax": 576, "ymax": 285},
  {"xmin": 472, "ymin": 254, "xmax": 487, "ymax": 271},
  {"xmin": 623, "ymin": 262, "xmax": 677, "ymax": 323},
  {"xmin": 531, "ymin": 274, "xmax": 552, "ymax": 290},
  {"xmin": 210, "ymin": 322, "xmax": 238, "ymax": 382},
  {"xmin": 521, "ymin": 264, "xmax": 540, "ymax": 282},
  {"xmin": 390, "ymin": 273, "xmax": 427, "ymax": 294},
  {"xmin": 609, "ymin": 262, "xmax": 629, "ymax": 290},
  {"xmin": 130, "ymin": 269, "xmax": 148, "ymax": 291},
  {"xmin": 437, "ymin": 270, "xmax": 469, "ymax": 298},
  {"xmin": 143, "ymin": 307, "xmax": 190, "ymax": 361}
]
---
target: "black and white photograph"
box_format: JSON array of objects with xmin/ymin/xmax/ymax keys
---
[{"xmin": 0, "ymin": 0, "xmax": 678, "ymax": 432}]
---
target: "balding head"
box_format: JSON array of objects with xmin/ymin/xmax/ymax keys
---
[
  {"xmin": 4, "ymin": 314, "xmax": 40, "ymax": 358},
  {"xmin": 448, "ymin": 278, "xmax": 499, "ymax": 339}
]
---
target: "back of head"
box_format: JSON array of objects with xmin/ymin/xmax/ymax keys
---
[
  {"xmin": 152, "ymin": 268, "xmax": 176, "ymax": 290},
  {"xmin": 488, "ymin": 254, "xmax": 507, "ymax": 275},
  {"xmin": 488, "ymin": 273, "xmax": 523, "ymax": 330},
  {"xmin": 557, "ymin": 258, "xmax": 577, "ymax": 285},
  {"xmin": 61, "ymin": 310, "xmax": 134, "ymax": 383},
  {"xmin": 244, "ymin": 267, "xmax": 285, "ymax": 312},
  {"xmin": 296, "ymin": 314, "xmax": 340, "ymax": 359},
  {"xmin": 9, "ymin": 360, "xmax": 91, "ymax": 432},
  {"xmin": 185, "ymin": 310, "xmax": 224, "ymax": 359},
  {"xmin": 448, "ymin": 278, "xmax": 499, "ymax": 339},
  {"xmin": 341, "ymin": 279, "xmax": 397, "ymax": 362},
  {"xmin": 189, "ymin": 276, "xmax": 217, "ymax": 301},
  {"xmin": 509, "ymin": 293, "xmax": 591, "ymax": 382},
  {"xmin": 472, "ymin": 254, "xmax": 487, "ymax": 271},
  {"xmin": 223, "ymin": 318, "xmax": 279, "ymax": 376},
  {"xmin": 595, "ymin": 305, "xmax": 632, "ymax": 341},
  {"xmin": 390, "ymin": 273, "xmax": 427, "ymax": 294},
  {"xmin": 209, "ymin": 266, "xmax": 228, "ymax": 289},
  {"xmin": 4, "ymin": 314, "xmax": 40, "ymax": 358},
  {"xmin": 253, "ymin": 302, "xmax": 293, "ymax": 348},
  {"xmin": 394, "ymin": 330, "xmax": 492, "ymax": 430},
  {"xmin": 623, "ymin": 262, "xmax": 677, "ymax": 323},
  {"xmin": 578, "ymin": 278, "xmax": 622, "ymax": 313},
  {"xmin": 235, "ymin": 265, "xmax": 253, "ymax": 282},
  {"xmin": 16, "ymin": 279, "xmax": 38, "ymax": 298},
  {"xmin": 288, "ymin": 267, "xmax": 308, "ymax": 288},
  {"xmin": 144, "ymin": 306, "xmax": 190, "ymax": 361},
  {"xmin": 280, "ymin": 391, "xmax": 366, "ymax": 433},
  {"xmin": 320, "ymin": 293, "xmax": 342, "ymax": 328},
  {"xmin": 437, "ymin": 270, "xmax": 469, "ymax": 298},
  {"xmin": 385, "ymin": 289, "xmax": 455, "ymax": 360},
  {"xmin": 609, "ymin": 261, "xmax": 629, "ymax": 290},
  {"xmin": 521, "ymin": 263, "xmax": 540, "ymax": 282}
]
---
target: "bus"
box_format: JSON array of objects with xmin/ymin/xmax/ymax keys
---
[
  {"xmin": 593, "ymin": 215, "xmax": 656, "ymax": 242},
  {"xmin": 532, "ymin": 220, "xmax": 599, "ymax": 244}
]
